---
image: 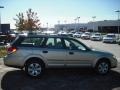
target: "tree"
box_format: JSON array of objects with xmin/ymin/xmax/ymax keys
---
[
  {"xmin": 14, "ymin": 8, "xmax": 41, "ymax": 32},
  {"xmin": 24, "ymin": 9, "xmax": 40, "ymax": 32},
  {"xmin": 14, "ymin": 13, "xmax": 25, "ymax": 31}
]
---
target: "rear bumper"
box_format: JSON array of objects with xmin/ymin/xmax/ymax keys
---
[
  {"xmin": 3, "ymin": 55, "xmax": 24, "ymax": 68},
  {"xmin": 4, "ymin": 63, "xmax": 23, "ymax": 69}
]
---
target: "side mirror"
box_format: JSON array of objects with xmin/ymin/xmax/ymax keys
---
[
  {"xmin": 69, "ymin": 43, "xmax": 78, "ymax": 50},
  {"xmin": 77, "ymin": 46, "xmax": 87, "ymax": 51}
]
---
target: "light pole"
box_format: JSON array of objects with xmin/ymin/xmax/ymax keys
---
[
  {"xmin": 77, "ymin": 17, "xmax": 80, "ymax": 23},
  {"xmin": 74, "ymin": 18, "xmax": 77, "ymax": 23},
  {"xmin": 58, "ymin": 20, "xmax": 60, "ymax": 24},
  {"xmin": 64, "ymin": 20, "xmax": 67, "ymax": 24},
  {"xmin": 74, "ymin": 18, "xmax": 77, "ymax": 31},
  {"xmin": 46, "ymin": 22, "xmax": 48, "ymax": 31},
  {"xmin": 77, "ymin": 17, "xmax": 80, "ymax": 31},
  {"xmin": 115, "ymin": 10, "xmax": 120, "ymax": 39},
  {"xmin": 92, "ymin": 16, "xmax": 96, "ymax": 33},
  {"xmin": 0, "ymin": 6, "xmax": 4, "ymax": 33},
  {"xmin": 74, "ymin": 17, "xmax": 80, "ymax": 31},
  {"xmin": 57, "ymin": 20, "xmax": 60, "ymax": 32}
]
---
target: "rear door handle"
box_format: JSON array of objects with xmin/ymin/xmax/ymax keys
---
[
  {"xmin": 69, "ymin": 52, "xmax": 74, "ymax": 55},
  {"xmin": 42, "ymin": 51, "xmax": 48, "ymax": 53}
]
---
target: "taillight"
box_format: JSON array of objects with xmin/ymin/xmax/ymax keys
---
[{"xmin": 7, "ymin": 46, "xmax": 17, "ymax": 54}]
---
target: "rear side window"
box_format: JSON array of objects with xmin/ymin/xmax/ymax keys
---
[
  {"xmin": 20, "ymin": 38, "xmax": 34, "ymax": 47},
  {"xmin": 17, "ymin": 37, "xmax": 45, "ymax": 47},
  {"xmin": 45, "ymin": 37, "xmax": 64, "ymax": 49}
]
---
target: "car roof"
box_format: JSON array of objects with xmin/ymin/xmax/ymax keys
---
[
  {"xmin": 93, "ymin": 33, "xmax": 101, "ymax": 35},
  {"xmin": 94, "ymin": 32, "xmax": 101, "ymax": 34},
  {"xmin": 85, "ymin": 32, "xmax": 90, "ymax": 33},
  {"xmin": 107, "ymin": 33, "xmax": 115, "ymax": 35},
  {"xmin": 18, "ymin": 34, "xmax": 71, "ymax": 38}
]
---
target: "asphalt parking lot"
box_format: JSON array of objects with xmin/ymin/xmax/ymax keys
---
[{"xmin": 0, "ymin": 39, "xmax": 120, "ymax": 90}]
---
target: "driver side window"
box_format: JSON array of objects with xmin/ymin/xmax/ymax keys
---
[{"xmin": 64, "ymin": 39, "xmax": 86, "ymax": 51}]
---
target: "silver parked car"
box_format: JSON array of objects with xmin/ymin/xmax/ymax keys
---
[{"xmin": 4, "ymin": 35, "xmax": 117, "ymax": 77}]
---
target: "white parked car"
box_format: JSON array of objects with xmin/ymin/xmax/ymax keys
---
[
  {"xmin": 103, "ymin": 33, "xmax": 117, "ymax": 43},
  {"xmin": 90, "ymin": 33, "xmax": 102, "ymax": 41},
  {"xmin": 58, "ymin": 31, "xmax": 67, "ymax": 36},
  {"xmin": 81, "ymin": 32, "xmax": 91, "ymax": 39},
  {"xmin": 73, "ymin": 32, "xmax": 83, "ymax": 38}
]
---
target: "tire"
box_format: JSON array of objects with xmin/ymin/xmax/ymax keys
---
[
  {"xmin": 95, "ymin": 60, "xmax": 110, "ymax": 75},
  {"xmin": 25, "ymin": 60, "xmax": 44, "ymax": 77},
  {"xmin": 118, "ymin": 42, "xmax": 120, "ymax": 45}
]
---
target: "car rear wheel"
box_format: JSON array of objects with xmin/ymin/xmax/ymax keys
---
[
  {"xmin": 25, "ymin": 60, "xmax": 44, "ymax": 77},
  {"xmin": 95, "ymin": 60, "xmax": 110, "ymax": 75}
]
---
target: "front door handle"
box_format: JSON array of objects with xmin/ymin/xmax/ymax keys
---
[
  {"xmin": 69, "ymin": 52, "xmax": 74, "ymax": 55},
  {"xmin": 42, "ymin": 51, "xmax": 48, "ymax": 53}
]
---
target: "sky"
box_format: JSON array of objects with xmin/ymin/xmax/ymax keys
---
[{"xmin": 0, "ymin": 0, "xmax": 120, "ymax": 29}]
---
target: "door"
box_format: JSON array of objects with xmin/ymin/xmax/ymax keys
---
[
  {"xmin": 41, "ymin": 37, "xmax": 66, "ymax": 67},
  {"xmin": 64, "ymin": 38, "xmax": 94, "ymax": 67}
]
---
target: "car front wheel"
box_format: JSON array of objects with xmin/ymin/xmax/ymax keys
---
[{"xmin": 95, "ymin": 60, "xmax": 110, "ymax": 75}]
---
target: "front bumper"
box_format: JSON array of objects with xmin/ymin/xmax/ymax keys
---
[
  {"xmin": 91, "ymin": 37, "xmax": 101, "ymax": 41},
  {"xmin": 110, "ymin": 56, "xmax": 118, "ymax": 68},
  {"xmin": 103, "ymin": 39, "xmax": 116, "ymax": 43},
  {"xmin": 82, "ymin": 36, "xmax": 90, "ymax": 39}
]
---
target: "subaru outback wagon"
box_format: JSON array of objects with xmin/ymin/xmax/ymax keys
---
[{"xmin": 4, "ymin": 35, "xmax": 117, "ymax": 77}]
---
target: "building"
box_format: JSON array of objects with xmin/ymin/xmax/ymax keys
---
[
  {"xmin": 0, "ymin": 24, "xmax": 10, "ymax": 34},
  {"xmin": 55, "ymin": 20, "xmax": 120, "ymax": 33}
]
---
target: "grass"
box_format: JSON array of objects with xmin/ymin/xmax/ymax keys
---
[{"xmin": 0, "ymin": 46, "xmax": 7, "ymax": 58}]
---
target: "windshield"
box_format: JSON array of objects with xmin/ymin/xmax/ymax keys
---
[
  {"xmin": 95, "ymin": 34, "xmax": 101, "ymax": 36},
  {"xmin": 107, "ymin": 35, "xmax": 115, "ymax": 37},
  {"xmin": 85, "ymin": 33, "xmax": 90, "ymax": 35}
]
